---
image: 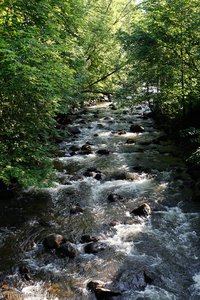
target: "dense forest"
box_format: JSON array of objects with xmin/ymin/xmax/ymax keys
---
[{"xmin": 0, "ymin": 0, "xmax": 200, "ymax": 187}]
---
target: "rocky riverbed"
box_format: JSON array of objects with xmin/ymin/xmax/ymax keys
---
[{"xmin": 0, "ymin": 102, "xmax": 200, "ymax": 300}]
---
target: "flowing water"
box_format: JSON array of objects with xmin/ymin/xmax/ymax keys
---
[{"xmin": 0, "ymin": 103, "xmax": 200, "ymax": 300}]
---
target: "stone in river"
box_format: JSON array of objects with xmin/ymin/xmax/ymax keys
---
[
  {"xmin": 68, "ymin": 126, "xmax": 81, "ymax": 134},
  {"xmin": 81, "ymin": 144, "xmax": 93, "ymax": 154},
  {"xmin": 96, "ymin": 149, "xmax": 110, "ymax": 155},
  {"xmin": 131, "ymin": 203, "xmax": 151, "ymax": 217},
  {"xmin": 56, "ymin": 242, "xmax": 77, "ymax": 258},
  {"xmin": 43, "ymin": 234, "xmax": 67, "ymax": 250},
  {"xmin": 87, "ymin": 280, "xmax": 121, "ymax": 299},
  {"xmin": 84, "ymin": 242, "xmax": 107, "ymax": 254},
  {"xmin": 70, "ymin": 204, "xmax": 84, "ymax": 214},
  {"xmin": 80, "ymin": 234, "xmax": 99, "ymax": 243},
  {"xmin": 130, "ymin": 124, "xmax": 144, "ymax": 133},
  {"xmin": 107, "ymin": 193, "xmax": 124, "ymax": 203}
]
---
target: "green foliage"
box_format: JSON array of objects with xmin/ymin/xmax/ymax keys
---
[
  {"xmin": 117, "ymin": 0, "xmax": 200, "ymax": 117},
  {"xmin": 0, "ymin": 0, "xmax": 84, "ymax": 186},
  {"xmin": 180, "ymin": 127, "xmax": 200, "ymax": 165},
  {"xmin": 0, "ymin": 0, "xmax": 129, "ymax": 187}
]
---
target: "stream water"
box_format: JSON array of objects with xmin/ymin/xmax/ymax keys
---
[{"xmin": 0, "ymin": 103, "xmax": 200, "ymax": 300}]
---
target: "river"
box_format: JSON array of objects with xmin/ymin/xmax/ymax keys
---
[{"xmin": 0, "ymin": 102, "xmax": 200, "ymax": 299}]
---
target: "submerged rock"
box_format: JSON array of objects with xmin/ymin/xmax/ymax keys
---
[
  {"xmin": 131, "ymin": 203, "xmax": 151, "ymax": 217},
  {"xmin": 43, "ymin": 234, "xmax": 67, "ymax": 250}
]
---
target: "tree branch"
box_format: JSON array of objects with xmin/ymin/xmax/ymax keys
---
[{"xmin": 83, "ymin": 65, "xmax": 125, "ymax": 89}]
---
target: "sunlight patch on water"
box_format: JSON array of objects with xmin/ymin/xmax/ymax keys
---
[
  {"xmin": 105, "ymin": 223, "xmax": 145, "ymax": 255},
  {"xmin": 22, "ymin": 283, "xmax": 58, "ymax": 300},
  {"xmin": 191, "ymin": 273, "xmax": 200, "ymax": 295}
]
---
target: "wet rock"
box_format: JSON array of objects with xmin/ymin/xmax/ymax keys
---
[
  {"xmin": 94, "ymin": 173, "xmax": 103, "ymax": 180},
  {"xmin": 143, "ymin": 111, "xmax": 153, "ymax": 119},
  {"xmin": 131, "ymin": 203, "xmax": 151, "ymax": 217},
  {"xmin": 68, "ymin": 126, "xmax": 81, "ymax": 134},
  {"xmin": 109, "ymin": 103, "xmax": 117, "ymax": 110},
  {"xmin": 70, "ymin": 204, "xmax": 84, "ymax": 214},
  {"xmin": 87, "ymin": 280, "xmax": 121, "ymax": 299},
  {"xmin": 96, "ymin": 149, "xmax": 110, "ymax": 155},
  {"xmin": 69, "ymin": 145, "xmax": 80, "ymax": 152},
  {"xmin": 19, "ymin": 266, "xmax": 31, "ymax": 281},
  {"xmin": 118, "ymin": 130, "xmax": 126, "ymax": 135},
  {"xmin": 56, "ymin": 242, "xmax": 77, "ymax": 258},
  {"xmin": 43, "ymin": 234, "xmax": 67, "ymax": 250},
  {"xmin": 130, "ymin": 124, "xmax": 144, "ymax": 133},
  {"xmin": 80, "ymin": 234, "xmax": 99, "ymax": 243},
  {"xmin": 56, "ymin": 113, "xmax": 74, "ymax": 125},
  {"xmin": 104, "ymin": 116, "xmax": 112, "ymax": 121},
  {"xmin": 143, "ymin": 270, "xmax": 154, "ymax": 284},
  {"xmin": 108, "ymin": 171, "xmax": 128, "ymax": 181},
  {"xmin": 83, "ymin": 171, "xmax": 94, "ymax": 177},
  {"xmin": 109, "ymin": 220, "xmax": 120, "ymax": 226},
  {"xmin": 97, "ymin": 123, "xmax": 104, "ymax": 129},
  {"xmin": 132, "ymin": 165, "xmax": 151, "ymax": 173},
  {"xmin": 95, "ymin": 287, "xmax": 121, "ymax": 299},
  {"xmin": 94, "ymin": 133, "xmax": 99, "ymax": 137},
  {"xmin": 83, "ymin": 168, "xmax": 103, "ymax": 179},
  {"xmin": 84, "ymin": 242, "xmax": 107, "ymax": 254},
  {"xmin": 107, "ymin": 193, "xmax": 124, "ymax": 203},
  {"xmin": 87, "ymin": 280, "xmax": 105, "ymax": 291},
  {"xmin": 86, "ymin": 141, "xmax": 94, "ymax": 145},
  {"xmin": 126, "ymin": 139, "xmax": 135, "ymax": 144},
  {"xmin": 81, "ymin": 144, "xmax": 92, "ymax": 154}
]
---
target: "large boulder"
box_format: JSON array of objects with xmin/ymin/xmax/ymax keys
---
[
  {"xmin": 131, "ymin": 203, "xmax": 151, "ymax": 217},
  {"xmin": 130, "ymin": 124, "xmax": 144, "ymax": 133},
  {"xmin": 43, "ymin": 234, "xmax": 66, "ymax": 250}
]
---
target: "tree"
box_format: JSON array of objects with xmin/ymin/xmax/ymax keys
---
[
  {"xmin": 0, "ymin": 0, "xmax": 85, "ymax": 186},
  {"xmin": 117, "ymin": 0, "xmax": 200, "ymax": 118},
  {"xmin": 0, "ymin": 0, "xmax": 130, "ymax": 187}
]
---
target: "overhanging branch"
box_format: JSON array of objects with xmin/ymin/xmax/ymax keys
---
[{"xmin": 83, "ymin": 65, "xmax": 125, "ymax": 90}]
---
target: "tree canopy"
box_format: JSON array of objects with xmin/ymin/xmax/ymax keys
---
[{"xmin": 0, "ymin": 0, "xmax": 199, "ymax": 186}]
